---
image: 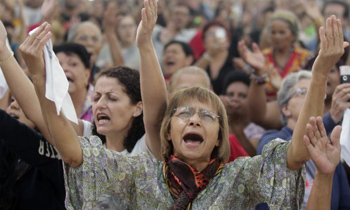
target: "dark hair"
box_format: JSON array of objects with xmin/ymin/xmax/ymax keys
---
[
  {"xmin": 202, "ymin": 21, "xmax": 231, "ymax": 42},
  {"xmin": 173, "ymin": 3, "xmax": 195, "ymax": 17},
  {"xmin": 223, "ymin": 71, "xmax": 251, "ymax": 94},
  {"xmin": 322, "ymin": 0, "xmax": 349, "ymax": 19},
  {"xmin": 92, "ymin": 66, "xmax": 145, "ymax": 152},
  {"xmin": 164, "ymin": 40, "xmax": 195, "ymax": 58},
  {"xmin": 0, "ymin": 140, "xmax": 30, "ymax": 209},
  {"xmin": 53, "ymin": 43, "xmax": 91, "ymax": 69}
]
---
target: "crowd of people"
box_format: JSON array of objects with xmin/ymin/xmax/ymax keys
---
[{"xmin": 0, "ymin": 0, "xmax": 349, "ymax": 209}]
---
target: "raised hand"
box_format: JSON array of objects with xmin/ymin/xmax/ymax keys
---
[
  {"xmin": 304, "ymin": 116, "xmax": 341, "ymax": 175},
  {"xmin": 313, "ymin": 16, "xmax": 349, "ymax": 76},
  {"xmin": 19, "ymin": 22, "xmax": 51, "ymax": 77},
  {"xmin": 267, "ymin": 66, "xmax": 282, "ymax": 91},
  {"xmin": 0, "ymin": 20, "xmax": 9, "ymax": 55},
  {"xmin": 237, "ymin": 40, "xmax": 265, "ymax": 74},
  {"xmin": 41, "ymin": 0, "xmax": 57, "ymax": 23},
  {"xmin": 136, "ymin": 0, "xmax": 158, "ymax": 48},
  {"xmin": 330, "ymin": 83, "xmax": 350, "ymax": 123},
  {"xmin": 103, "ymin": 2, "xmax": 120, "ymax": 34}
]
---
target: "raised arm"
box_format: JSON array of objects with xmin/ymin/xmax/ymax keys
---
[
  {"xmin": 238, "ymin": 40, "xmax": 282, "ymax": 129},
  {"xmin": 304, "ymin": 117, "xmax": 341, "ymax": 210},
  {"xmin": 104, "ymin": 1, "xmax": 124, "ymax": 67},
  {"xmin": 0, "ymin": 20, "xmax": 52, "ymax": 142},
  {"xmin": 0, "ymin": 21, "xmax": 84, "ymax": 145},
  {"xmin": 287, "ymin": 16, "xmax": 348, "ymax": 170},
  {"xmin": 19, "ymin": 23, "xmax": 82, "ymax": 168},
  {"xmin": 136, "ymin": 0, "xmax": 167, "ymax": 160}
]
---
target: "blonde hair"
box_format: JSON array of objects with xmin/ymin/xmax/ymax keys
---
[{"xmin": 160, "ymin": 87, "xmax": 230, "ymax": 162}]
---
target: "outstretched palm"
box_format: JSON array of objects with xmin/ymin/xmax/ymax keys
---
[
  {"xmin": 237, "ymin": 40, "xmax": 266, "ymax": 71},
  {"xmin": 136, "ymin": 0, "xmax": 158, "ymax": 47},
  {"xmin": 304, "ymin": 117, "xmax": 341, "ymax": 175}
]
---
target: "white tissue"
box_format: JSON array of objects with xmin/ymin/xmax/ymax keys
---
[
  {"xmin": 29, "ymin": 27, "xmax": 78, "ymax": 124},
  {"xmin": 0, "ymin": 38, "xmax": 13, "ymax": 99},
  {"xmin": 340, "ymin": 108, "xmax": 350, "ymax": 166}
]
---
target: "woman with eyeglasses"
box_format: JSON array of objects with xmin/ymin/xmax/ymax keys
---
[
  {"xmin": 22, "ymin": 0, "xmax": 345, "ymax": 208},
  {"xmin": 256, "ymin": 70, "xmax": 350, "ymax": 210}
]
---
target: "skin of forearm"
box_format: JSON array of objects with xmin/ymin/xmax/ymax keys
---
[
  {"xmin": 106, "ymin": 31, "xmax": 124, "ymax": 67},
  {"xmin": 288, "ymin": 75, "xmax": 327, "ymax": 170},
  {"xmin": 31, "ymin": 74, "xmax": 82, "ymax": 167},
  {"xmin": 194, "ymin": 56, "xmax": 210, "ymax": 70},
  {"xmin": 139, "ymin": 42, "xmax": 168, "ymax": 160},
  {"xmin": 305, "ymin": 172, "xmax": 333, "ymax": 210},
  {"xmin": 0, "ymin": 49, "xmax": 53, "ymax": 143}
]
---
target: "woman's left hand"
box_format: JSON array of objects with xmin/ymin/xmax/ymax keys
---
[
  {"xmin": 304, "ymin": 116, "xmax": 341, "ymax": 175},
  {"xmin": 136, "ymin": 0, "xmax": 158, "ymax": 48}
]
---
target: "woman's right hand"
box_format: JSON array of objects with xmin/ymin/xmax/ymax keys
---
[
  {"xmin": 237, "ymin": 40, "xmax": 266, "ymax": 74},
  {"xmin": 19, "ymin": 22, "xmax": 51, "ymax": 78},
  {"xmin": 313, "ymin": 16, "xmax": 349, "ymax": 77}
]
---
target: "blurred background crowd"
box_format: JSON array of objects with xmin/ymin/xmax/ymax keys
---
[{"xmin": 1, "ymin": 0, "xmax": 350, "ymax": 209}]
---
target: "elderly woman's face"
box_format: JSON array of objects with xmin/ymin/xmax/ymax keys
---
[
  {"xmin": 170, "ymin": 73, "xmax": 210, "ymax": 96},
  {"xmin": 284, "ymin": 79, "xmax": 311, "ymax": 125},
  {"xmin": 168, "ymin": 99, "xmax": 220, "ymax": 164},
  {"xmin": 117, "ymin": 16, "xmax": 137, "ymax": 46},
  {"xmin": 74, "ymin": 24, "xmax": 101, "ymax": 57},
  {"xmin": 270, "ymin": 19, "xmax": 295, "ymax": 51}
]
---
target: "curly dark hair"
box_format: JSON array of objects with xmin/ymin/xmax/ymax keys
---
[
  {"xmin": 92, "ymin": 66, "xmax": 145, "ymax": 153},
  {"xmin": 0, "ymin": 140, "xmax": 30, "ymax": 209}
]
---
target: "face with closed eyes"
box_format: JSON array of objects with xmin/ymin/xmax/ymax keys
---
[{"xmin": 92, "ymin": 76, "xmax": 141, "ymax": 138}]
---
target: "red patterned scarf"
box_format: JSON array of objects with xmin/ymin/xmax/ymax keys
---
[{"xmin": 163, "ymin": 155, "xmax": 224, "ymax": 210}]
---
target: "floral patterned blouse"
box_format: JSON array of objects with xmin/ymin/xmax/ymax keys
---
[{"xmin": 64, "ymin": 136, "xmax": 305, "ymax": 210}]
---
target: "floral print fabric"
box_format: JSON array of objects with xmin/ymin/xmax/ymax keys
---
[{"xmin": 64, "ymin": 136, "xmax": 305, "ymax": 210}]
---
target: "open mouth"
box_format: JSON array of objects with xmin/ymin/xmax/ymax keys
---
[
  {"xmin": 66, "ymin": 76, "xmax": 74, "ymax": 83},
  {"xmin": 165, "ymin": 60, "xmax": 176, "ymax": 67},
  {"xmin": 9, "ymin": 113, "xmax": 19, "ymax": 120},
  {"xmin": 97, "ymin": 113, "xmax": 110, "ymax": 123},
  {"xmin": 183, "ymin": 133, "xmax": 204, "ymax": 146}
]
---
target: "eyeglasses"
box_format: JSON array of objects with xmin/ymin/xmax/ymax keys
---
[
  {"xmin": 173, "ymin": 106, "xmax": 220, "ymax": 124},
  {"xmin": 289, "ymin": 87, "xmax": 308, "ymax": 100}
]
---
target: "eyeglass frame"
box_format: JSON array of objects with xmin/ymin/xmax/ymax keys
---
[
  {"xmin": 172, "ymin": 106, "xmax": 220, "ymax": 124},
  {"xmin": 287, "ymin": 87, "xmax": 308, "ymax": 102}
]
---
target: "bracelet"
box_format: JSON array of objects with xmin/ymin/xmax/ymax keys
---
[
  {"xmin": 0, "ymin": 51, "xmax": 14, "ymax": 65},
  {"xmin": 251, "ymin": 72, "xmax": 268, "ymax": 85}
]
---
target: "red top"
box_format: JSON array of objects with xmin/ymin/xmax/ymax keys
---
[{"xmin": 227, "ymin": 134, "xmax": 249, "ymax": 163}]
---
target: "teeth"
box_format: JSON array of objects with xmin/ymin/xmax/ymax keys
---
[{"xmin": 98, "ymin": 119, "xmax": 110, "ymax": 123}]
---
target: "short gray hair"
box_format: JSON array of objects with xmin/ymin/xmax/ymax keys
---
[
  {"xmin": 168, "ymin": 66, "xmax": 210, "ymax": 93},
  {"xmin": 277, "ymin": 70, "xmax": 312, "ymax": 125},
  {"xmin": 67, "ymin": 21, "xmax": 102, "ymax": 43}
]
